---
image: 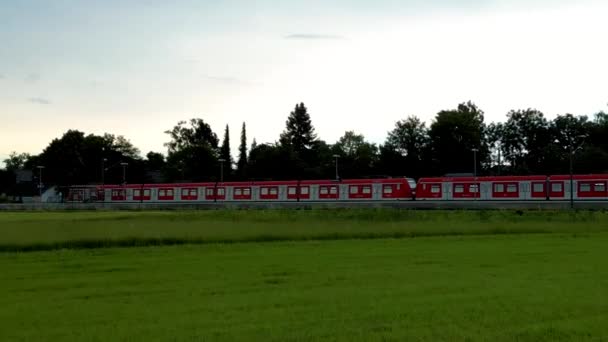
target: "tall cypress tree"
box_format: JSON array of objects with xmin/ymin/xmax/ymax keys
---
[
  {"xmin": 236, "ymin": 122, "xmax": 247, "ymax": 178},
  {"xmin": 219, "ymin": 124, "xmax": 233, "ymax": 177}
]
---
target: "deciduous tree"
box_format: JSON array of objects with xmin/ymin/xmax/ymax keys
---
[{"xmin": 429, "ymin": 101, "xmax": 487, "ymax": 175}]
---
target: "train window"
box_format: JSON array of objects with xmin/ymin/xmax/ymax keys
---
[
  {"xmin": 182, "ymin": 188, "xmax": 188, "ymax": 196},
  {"xmin": 551, "ymin": 183, "xmax": 562, "ymax": 192},
  {"xmin": 159, "ymin": 189, "xmax": 165, "ymax": 196},
  {"xmin": 580, "ymin": 183, "xmax": 591, "ymax": 192},
  {"xmin": 494, "ymin": 184, "xmax": 504, "ymax": 192},
  {"xmin": 330, "ymin": 186, "xmax": 338, "ymax": 194},
  {"xmin": 454, "ymin": 185, "xmax": 464, "ymax": 193},
  {"xmin": 301, "ymin": 186, "xmax": 309, "ymax": 195},
  {"xmin": 218, "ymin": 188, "xmax": 225, "ymax": 196},
  {"xmin": 383, "ymin": 185, "xmax": 393, "ymax": 194},
  {"xmin": 269, "ymin": 187, "xmax": 278, "ymax": 195},
  {"xmin": 533, "ymin": 183, "xmax": 544, "ymax": 193},
  {"xmin": 470, "ymin": 184, "xmax": 479, "ymax": 193},
  {"xmin": 243, "ymin": 188, "xmax": 251, "ymax": 195},
  {"xmin": 166, "ymin": 189, "xmax": 173, "ymax": 196},
  {"xmin": 350, "ymin": 186, "xmax": 358, "ymax": 194},
  {"xmin": 190, "ymin": 189, "xmax": 197, "ymax": 196},
  {"xmin": 138, "ymin": 189, "xmax": 149, "ymax": 197},
  {"xmin": 507, "ymin": 184, "xmax": 517, "ymax": 193},
  {"xmin": 595, "ymin": 183, "xmax": 606, "ymax": 192},
  {"xmin": 288, "ymin": 187, "xmax": 296, "ymax": 195},
  {"xmin": 235, "ymin": 188, "xmax": 242, "ymax": 196},
  {"xmin": 206, "ymin": 188, "xmax": 214, "ymax": 196},
  {"xmin": 362, "ymin": 186, "xmax": 371, "ymax": 194},
  {"xmin": 431, "ymin": 185, "xmax": 440, "ymax": 193},
  {"xmin": 261, "ymin": 187, "xmax": 269, "ymax": 195},
  {"xmin": 320, "ymin": 187, "xmax": 328, "ymax": 195}
]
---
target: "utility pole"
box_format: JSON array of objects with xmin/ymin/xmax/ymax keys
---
[
  {"xmin": 333, "ymin": 154, "xmax": 340, "ymax": 180},
  {"xmin": 36, "ymin": 165, "xmax": 45, "ymax": 202}
]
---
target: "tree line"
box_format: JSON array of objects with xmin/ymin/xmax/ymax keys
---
[{"xmin": 2, "ymin": 101, "xmax": 608, "ymax": 198}]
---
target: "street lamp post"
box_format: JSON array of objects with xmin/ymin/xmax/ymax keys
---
[
  {"xmin": 120, "ymin": 162, "xmax": 128, "ymax": 185},
  {"xmin": 36, "ymin": 165, "xmax": 45, "ymax": 202},
  {"xmin": 472, "ymin": 149, "xmax": 479, "ymax": 200},
  {"xmin": 471, "ymin": 148, "xmax": 478, "ymax": 179},
  {"xmin": 101, "ymin": 158, "xmax": 107, "ymax": 203},
  {"xmin": 564, "ymin": 135, "xmax": 585, "ymax": 210},
  {"xmin": 101, "ymin": 158, "xmax": 107, "ymax": 185},
  {"xmin": 218, "ymin": 159, "xmax": 226, "ymax": 183},
  {"xmin": 332, "ymin": 154, "xmax": 340, "ymax": 180}
]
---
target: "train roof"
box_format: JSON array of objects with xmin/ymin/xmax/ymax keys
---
[
  {"xmin": 419, "ymin": 174, "xmax": 608, "ymax": 182},
  {"xmin": 97, "ymin": 177, "xmax": 412, "ymax": 189},
  {"xmin": 418, "ymin": 175, "xmax": 547, "ymax": 182}
]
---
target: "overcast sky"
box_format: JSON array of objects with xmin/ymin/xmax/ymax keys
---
[{"xmin": 1, "ymin": 0, "xmax": 607, "ymax": 165}]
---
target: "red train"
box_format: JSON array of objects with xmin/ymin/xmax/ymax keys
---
[
  {"xmin": 67, "ymin": 178, "xmax": 417, "ymax": 203},
  {"xmin": 66, "ymin": 174, "xmax": 608, "ymax": 203}
]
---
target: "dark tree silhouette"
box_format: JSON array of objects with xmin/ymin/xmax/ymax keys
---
[
  {"xmin": 279, "ymin": 103, "xmax": 317, "ymax": 154},
  {"xmin": 219, "ymin": 124, "xmax": 233, "ymax": 179},
  {"xmin": 236, "ymin": 122, "xmax": 248, "ymax": 179},
  {"xmin": 429, "ymin": 101, "xmax": 487, "ymax": 175},
  {"xmin": 164, "ymin": 119, "xmax": 219, "ymax": 181},
  {"xmin": 385, "ymin": 116, "xmax": 430, "ymax": 178}
]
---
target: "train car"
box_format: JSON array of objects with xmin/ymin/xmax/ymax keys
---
[
  {"xmin": 89, "ymin": 177, "xmax": 416, "ymax": 203},
  {"xmin": 65, "ymin": 186, "xmax": 102, "ymax": 202},
  {"xmin": 99, "ymin": 183, "xmax": 213, "ymax": 203},
  {"xmin": 416, "ymin": 174, "xmax": 608, "ymax": 201},
  {"xmin": 417, "ymin": 175, "xmax": 553, "ymax": 201},
  {"xmin": 550, "ymin": 174, "xmax": 608, "ymax": 200}
]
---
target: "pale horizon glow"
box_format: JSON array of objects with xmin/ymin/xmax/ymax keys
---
[{"xmin": 1, "ymin": 0, "xmax": 607, "ymax": 166}]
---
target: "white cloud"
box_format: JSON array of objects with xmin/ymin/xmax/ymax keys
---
[
  {"xmin": 284, "ymin": 34, "xmax": 346, "ymax": 40},
  {"xmin": 28, "ymin": 97, "xmax": 51, "ymax": 105}
]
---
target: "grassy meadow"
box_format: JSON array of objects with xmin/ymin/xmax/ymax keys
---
[
  {"xmin": 1, "ymin": 210, "xmax": 608, "ymax": 340},
  {"xmin": 0, "ymin": 209, "xmax": 607, "ymax": 251}
]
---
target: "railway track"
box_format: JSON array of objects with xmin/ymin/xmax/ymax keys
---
[{"xmin": 1, "ymin": 200, "xmax": 608, "ymax": 211}]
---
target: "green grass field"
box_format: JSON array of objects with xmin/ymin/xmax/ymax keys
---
[
  {"xmin": 1, "ymin": 209, "xmax": 607, "ymax": 251},
  {"xmin": 1, "ymin": 210, "xmax": 608, "ymax": 340}
]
